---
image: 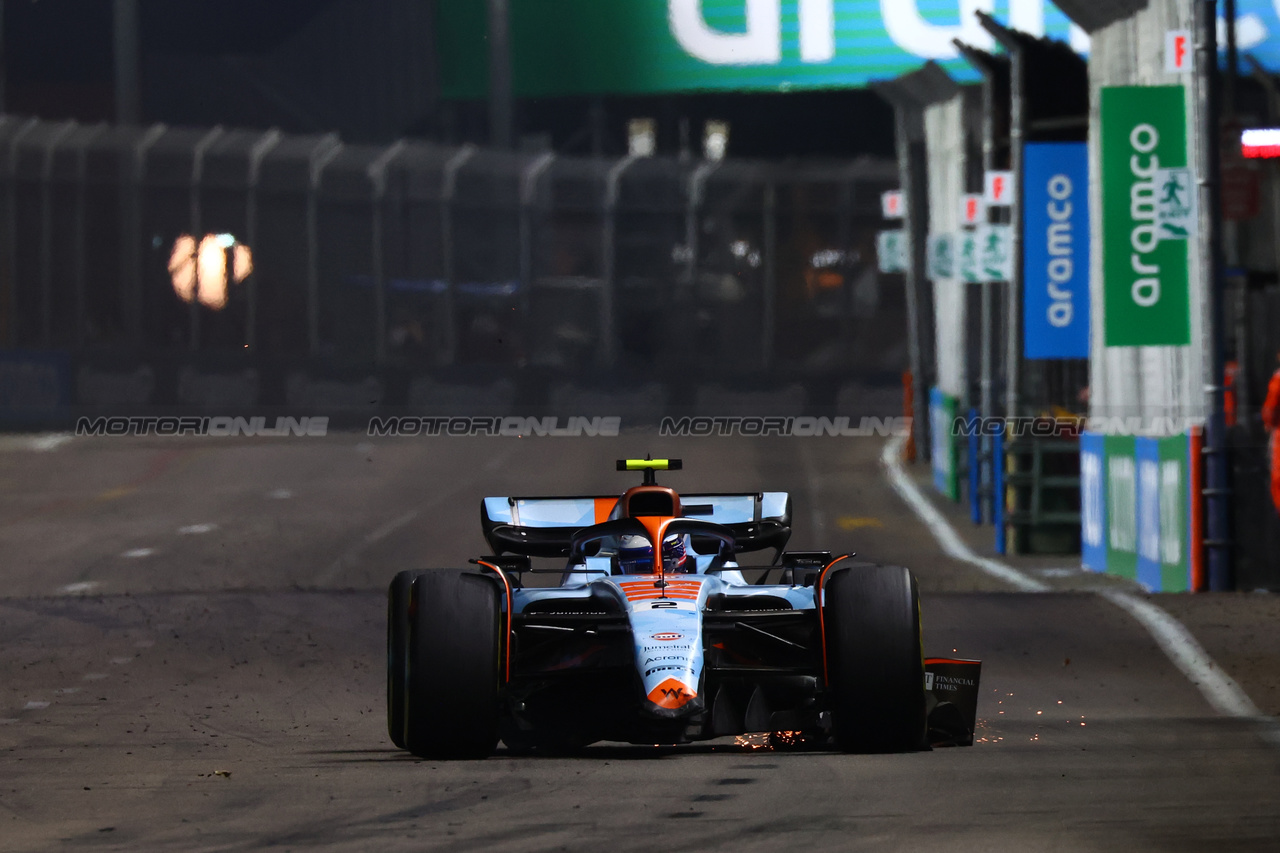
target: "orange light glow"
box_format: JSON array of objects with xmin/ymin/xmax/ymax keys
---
[
  {"xmin": 169, "ymin": 233, "xmax": 252, "ymax": 311},
  {"xmin": 168, "ymin": 234, "xmax": 197, "ymax": 303},
  {"xmin": 233, "ymin": 243, "xmax": 253, "ymax": 284},
  {"xmin": 197, "ymin": 235, "xmax": 228, "ymax": 309}
]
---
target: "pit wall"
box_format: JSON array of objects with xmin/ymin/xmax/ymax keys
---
[{"xmin": 1080, "ymin": 430, "xmax": 1194, "ymax": 592}]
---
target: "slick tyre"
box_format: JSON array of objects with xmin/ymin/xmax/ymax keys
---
[
  {"xmin": 386, "ymin": 570, "xmax": 419, "ymax": 749},
  {"xmin": 823, "ymin": 564, "xmax": 926, "ymax": 753},
  {"xmin": 404, "ymin": 570, "xmax": 501, "ymax": 759}
]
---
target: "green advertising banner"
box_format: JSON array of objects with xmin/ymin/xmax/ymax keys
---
[
  {"xmin": 1100, "ymin": 86, "xmax": 1191, "ymax": 347},
  {"xmin": 438, "ymin": 1, "xmax": 1086, "ymax": 97},
  {"xmin": 1103, "ymin": 434, "xmax": 1137, "ymax": 580}
]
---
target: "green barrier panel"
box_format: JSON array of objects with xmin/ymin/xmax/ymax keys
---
[{"xmin": 1103, "ymin": 434, "xmax": 1138, "ymax": 580}]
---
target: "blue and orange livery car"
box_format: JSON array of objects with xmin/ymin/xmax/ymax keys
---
[{"xmin": 386, "ymin": 458, "xmax": 980, "ymax": 758}]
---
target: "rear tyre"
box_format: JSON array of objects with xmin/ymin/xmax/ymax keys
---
[
  {"xmin": 386, "ymin": 570, "xmax": 418, "ymax": 749},
  {"xmin": 823, "ymin": 564, "xmax": 925, "ymax": 753},
  {"xmin": 404, "ymin": 570, "xmax": 502, "ymax": 759}
]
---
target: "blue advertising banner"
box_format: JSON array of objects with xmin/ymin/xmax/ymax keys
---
[
  {"xmin": 1135, "ymin": 437, "xmax": 1162, "ymax": 591},
  {"xmin": 1023, "ymin": 142, "xmax": 1090, "ymax": 359},
  {"xmin": 1080, "ymin": 432, "xmax": 1107, "ymax": 573},
  {"xmin": 0, "ymin": 350, "xmax": 71, "ymax": 426}
]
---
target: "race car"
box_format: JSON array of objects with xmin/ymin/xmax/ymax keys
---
[{"xmin": 386, "ymin": 458, "xmax": 980, "ymax": 758}]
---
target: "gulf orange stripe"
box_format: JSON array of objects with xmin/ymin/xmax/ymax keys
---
[
  {"xmin": 594, "ymin": 497, "xmax": 617, "ymax": 523},
  {"xmin": 816, "ymin": 554, "xmax": 856, "ymax": 688},
  {"xmin": 475, "ymin": 560, "xmax": 513, "ymax": 684}
]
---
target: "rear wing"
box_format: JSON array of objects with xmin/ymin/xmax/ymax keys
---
[{"xmin": 481, "ymin": 492, "xmax": 792, "ymax": 558}]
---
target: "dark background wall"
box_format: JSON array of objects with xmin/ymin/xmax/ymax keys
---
[{"xmin": 3, "ymin": 0, "xmax": 894, "ymax": 159}]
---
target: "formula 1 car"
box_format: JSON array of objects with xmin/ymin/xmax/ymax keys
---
[{"xmin": 386, "ymin": 459, "xmax": 980, "ymax": 758}]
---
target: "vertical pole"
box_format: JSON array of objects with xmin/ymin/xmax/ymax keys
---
[
  {"xmin": 7, "ymin": 119, "xmax": 37, "ymax": 348},
  {"xmin": 126, "ymin": 124, "xmax": 165, "ymax": 350},
  {"xmin": 189, "ymin": 126, "xmax": 224, "ymax": 354},
  {"xmin": 307, "ymin": 135, "xmax": 342, "ymax": 359},
  {"xmin": 969, "ymin": 408, "xmax": 982, "ymax": 524},
  {"xmin": 589, "ymin": 97, "xmax": 606, "ymax": 158},
  {"xmin": 245, "ymin": 129, "xmax": 281, "ymax": 352},
  {"xmin": 519, "ymin": 152, "xmax": 554, "ymax": 332},
  {"xmin": 994, "ymin": 423, "xmax": 1007, "ymax": 554},
  {"xmin": 441, "ymin": 145, "xmax": 476, "ymax": 366},
  {"xmin": 1224, "ymin": 0, "xmax": 1238, "ymax": 117},
  {"xmin": 977, "ymin": 62, "xmax": 997, "ymax": 527},
  {"xmin": 903, "ymin": 114, "xmax": 934, "ymax": 462},
  {"xmin": 602, "ymin": 155, "xmax": 639, "ymax": 371},
  {"xmin": 368, "ymin": 140, "xmax": 406, "ymax": 365},
  {"xmin": 113, "ymin": 0, "xmax": 141, "ymax": 125},
  {"xmin": 0, "ymin": 0, "xmax": 6, "ymax": 115},
  {"xmin": 1196, "ymin": 0, "xmax": 1233, "ymax": 589},
  {"xmin": 762, "ymin": 182, "xmax": 776, "ymax": 371},
  {"xmin": 1189, "ymin": 424, "xmax": 1206, "ymax": 591},
  {"xmin": 487, "ymin": 0, "xmax": 513, "ymax": 150},
  {"xmin": 74, "ymin": 125, "xmax": 106, "ymax": 351},
  {"xmin": 40, "ymin": 122, "xmax": 76, "ymax": 348},
  {"xmin": 1005, "ymin": 44, "xmax": 1025, "ymax": 421}
]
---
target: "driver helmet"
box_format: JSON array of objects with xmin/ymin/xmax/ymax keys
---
[{"xmin": 616, "ymin": 533, "xmax": 689, "ymax": 574}]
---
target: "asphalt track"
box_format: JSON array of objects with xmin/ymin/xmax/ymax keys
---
[{"xmin": 3, "ymin": 433, "xmax": 1280, "ymax": 851}]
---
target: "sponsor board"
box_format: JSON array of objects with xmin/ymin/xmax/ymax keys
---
[
  {"xmin": 930, "ymin": 387, "xmax": 959, "ymax": 501},
  {"xmin": 0, "ymin": 350, "xmax": 71, "ymax": 424},
  {"xmin": 882, "ymin": 190, "xmax": 904, "ymax": 219},
  {"xmin": 984, "ymin": 170, "xmax": 1014, "ymax": 206},
  {"xmin": 1101, "ymin": 85, "xmax": 1191, "ymax": 346},
  {"xmin": 877, "ymin": 229, "xmax": 907, "ymax": 274},
  {"xmin": 927, "ymin": 233, "xmax": 955, "ymax": 280},
  {"xmin": 978, "ymin": 224, "xmax": 1013, "ymax": 282},
  {"xmin": 1083, "ymin": 430, "xmax": 1189, "ymax": 590},
  {"xmin": 438, "ymin": 1, "xmax": 1091, "ymax": 98},
  {"xmin": 1023, "ymin": 142, "xmax": 1090, "ymax": 359},
  {"xmin": 1080, "ymin": 432, "xmax": 1107, "ymax": 572}
]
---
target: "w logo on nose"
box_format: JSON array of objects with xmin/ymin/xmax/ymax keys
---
[{"xmin": 648, "ymin": 677, "xmax": 698, "ymax": 709}]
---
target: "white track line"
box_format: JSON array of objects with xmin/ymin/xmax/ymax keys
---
[
  {"xmin": 0, "ymin": 434, "xmax": 72, "ymax": 452},
  {"xmin": 880, "ymin": 435, "xmax": 1047, "ymax": 592},
  {"xmin": 1096, "ymin": 589, "xmax": 1259, "ymax": 717},
  {"xmin": 881, "ymin": 433, "xmax": 1280, "ymax": 741},
  {"xmin": 315, "ymin": 509, "xmax": 421, "ymax": 586}
]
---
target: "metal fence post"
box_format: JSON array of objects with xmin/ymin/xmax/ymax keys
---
[
  {"xmin": 39, "ymin": 121, "xmax": 76, "ymax": 348},
  {"xmin": 994, "ymin": 423, "xmax": 1007, "ymax": 554},
  {"xmin": 244, "ymin": 129, "xmax": 282, "ymax": 352},
  {"xmin": 74, "ymin": 124, "xmax": 107, "ymax": 351},
  {"xmin": 126, "ymin": 124, "xmax": 165, "ymax": 349},
  {"xmin": 686, "ymin": 161, "xmax": 719, "ymax": 291},
  {"xmin": 6, "ymin": 117, "xmax": 37, "ymax": 347},
  {"xmin": 1195, "ymin": 0, "xmax": 1233, "ymax": 589},
  {"xmin": 519, "ymin": 152, "xmax": 555, "ymax": 326},
  {"xmin": 306, "ymin": 134, "xmax": 342, "ymax": 358},
  {"xmin": 368, "ymin": 139, "xmax": 408, "ymax": 364},
  {"xmin": 762, "ymin": 181, "xmax": 777, "ymax": 370},
  {"xmin": 602, "ymin": 154, "xmax": 640, "ymax": 370},
  {"xmin": 188, "ymin": 126, "xmax": 225, "ymax": 352},
  {"xmin": 441, "ymin": 144, "xmax": 477, "ymax": 366}
]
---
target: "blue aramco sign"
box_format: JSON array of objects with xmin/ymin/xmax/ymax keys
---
[{"xmin": 1022, "ymin": 142, "xmax": 1091, "ymax": 360}]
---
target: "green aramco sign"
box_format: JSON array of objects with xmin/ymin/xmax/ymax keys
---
[
  {"xmin": 438, "ymin": 0, "xmax": 1087, "ymax": 97},
  {"xmin": 1099, "ymin": 86, "xmax": 1191, "ymax": 347}
]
